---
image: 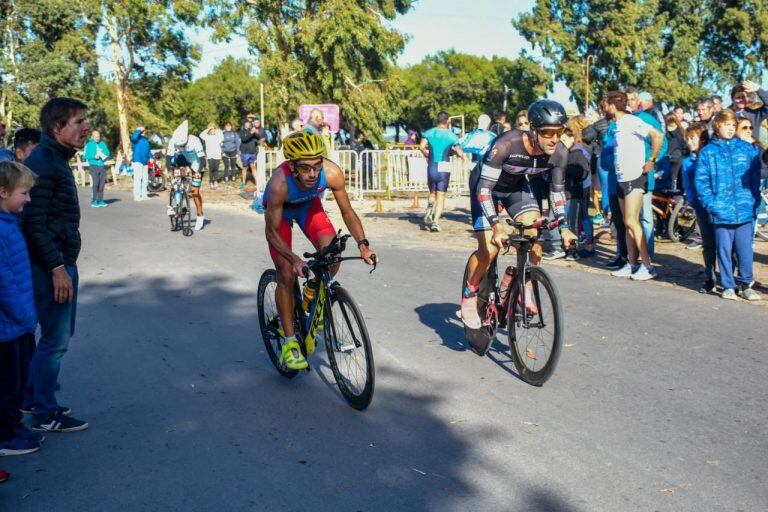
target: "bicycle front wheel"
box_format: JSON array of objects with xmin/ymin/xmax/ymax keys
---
[
  {"xmin": 257, "ymin": 269, "xmax": 298, "ymax": 378},
  {"xmin": 507, "ymin": 266, "xmax": 563, "ymax": 386},
  {"xmin": 182, "ymin": 192, "xmax": 193, "ymax": 236},
  {"xmin": 324, "ymin": 286, "xmax": 374, "ymax": 410}
]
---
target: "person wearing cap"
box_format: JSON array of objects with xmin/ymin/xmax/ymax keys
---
[
  {"xmin": 130, "ymin": 126, "xmax": 151, "ymax": 201},
  {"xmin": 403, "ymin": 130, "xmax": 419, "ymax": 147}
]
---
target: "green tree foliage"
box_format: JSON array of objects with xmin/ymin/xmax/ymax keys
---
[
  {"xmin": 0, "ymin": 0, "xmax": 99, "ymax": 134},
  {"xmin": 206, "ymin": 0, "xmax": 414, "ymax": 141},
  {"xmin": 514, "ymin": 0, "xmax": 768, "ymax": 109},
  {"xmin": 396, "ymin": 51, "xmax": 551, "ymax": 131},
  {"xmin": 179, "ymin": 57, "xmax": 263, "ymax": 132}
]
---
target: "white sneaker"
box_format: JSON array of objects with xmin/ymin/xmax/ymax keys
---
[
  {"xmin": 611, "ymin": 263, "xmax": 637, "ymax": 278},
  {"xmin": 194, "ymin": 215, "xmax": 205, "ymax": 231},
  {"xmin": 166, "ymin": 205, "xmax": 175, "ymax": 216},
  {"xmin": 630, "ymin": 264, "xmax": 657, "ymax": 281}
]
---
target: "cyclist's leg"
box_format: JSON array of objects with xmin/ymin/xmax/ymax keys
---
[
  {"xmin": 189, "ymin": 171, "xmax": 204, "ymax": 215},
  {"xmin": 299, "ymin": 198, "xmax": 338, "ymax": 274},
  {"xmin": 269, "ymin": 219, "xmax": 297, "ymax": 339},
  {"xmin": 467, "ymin": 173, "xmax": 500, "ymax": 287}
]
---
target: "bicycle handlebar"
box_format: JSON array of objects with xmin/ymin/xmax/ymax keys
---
[
  {"xmin": 301, "ymin": 232, "xmax": 378, "ymax": 275},
  {"xmin": 506, "ymin": 217, "xmax": 562, "ymax": 231}
]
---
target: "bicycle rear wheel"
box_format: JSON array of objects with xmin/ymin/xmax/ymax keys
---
[
  {"xmin": 257, "ymin": 269, "xmax": 298, "ymax": 378},
  {"xmin": 324, "ymin": 286, "xmax": 374, "ymax": 410},
  {"xmin": 668, "ymin": 200, "xmax": 696, "ymax": 242},
  {"xmin": 462, "ymin": 252, "xmax": 498, "ymax": 356},
  {"xmin": 507, "ymin": 266, "xmax": 563, "ymax": 386}
]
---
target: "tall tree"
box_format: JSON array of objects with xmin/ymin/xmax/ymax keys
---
[
  {"xmin": 396, "ymin": 51, "xmax": 551, "ymax": 131},
  {"xmin": 88, "ymin": 0, "xmax": 203, "ymax": 157},
  {"xmin": 206, "ymin": 0, "xmax": 414, "ymax": 142},
  {"xmin": 514, "ymin": 0, "xmax": 768, "ymax": 110},
  {"xmin": 1, "ymin": 0, "xmax": 99, "ymax": 134}
]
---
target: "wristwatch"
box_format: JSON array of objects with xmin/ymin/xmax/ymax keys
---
[{"xmin": 357, "ymin": 238, "xmax": 370, "ymax": 248}]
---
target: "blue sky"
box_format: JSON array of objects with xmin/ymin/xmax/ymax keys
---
[{"xmin": 185, "ymin": 0, "xmax": 578, "ymax": 110}]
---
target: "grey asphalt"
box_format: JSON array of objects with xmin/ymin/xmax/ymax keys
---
[{"xmin": 1, "ymin": 190, "xmax": 766, "ymax": 512}]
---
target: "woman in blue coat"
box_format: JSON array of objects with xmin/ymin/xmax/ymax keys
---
[{"xmin": 694, "ymin": 110, "xmax": 763, "ymax": 301}]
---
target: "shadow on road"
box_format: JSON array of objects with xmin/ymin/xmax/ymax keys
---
[
  {"xmin": 2, "ymin": 275, "xmax": 572, "ymax": 511},
  {"xmin": 414, "ymin": 302, "xmax": 467, "ymax": 352}
]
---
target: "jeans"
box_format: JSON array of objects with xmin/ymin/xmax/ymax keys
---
[
  {"xmin": 697, "ymin": 212, "xmax": 717, "ymax": 285},
  {"xmin": 566, "ymin": 194, "xmax": 594, "ymax": 243},
  {"xmin": 641, "ymin": 191, "xmax": 655, "ymax": 258},
  {"xmin": 598, "ymin": 166, "xmax": 610, "ymax": 216},
  {"xmin": 132, "ymin": 162, "xmax": 148, "ymax": 200},
  {"xmin": 714, "ymin": 222, "xmax": 754, "ymax": 290},
  {"xmin": 89, "ymin": 165, "xmax": 106, "ymax": 203},
  {"xmin": 541, "ymin": 207, "xmax": 562, "ymax": 253},
  {"xmin": 0, "ymin": 335, "xmax": 32, "ymax": 440},
  {"xmin": 27, "ymin": 265, "xmax": 78, "ymax": 420}
]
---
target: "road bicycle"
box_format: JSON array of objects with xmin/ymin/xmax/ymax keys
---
[
  {"xmin": 168, "ymin": 169, "xmax": 193, "ymax": 236},
  {"xmin": 257, "ymin": 232, "xmax": 378, "ymax": 410},
  {"xmin": 462, "ymin": 218, "xmax": 564, "ymax": 386}
]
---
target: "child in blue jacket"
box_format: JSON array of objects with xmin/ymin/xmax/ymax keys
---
[
  {"xmin": 0, "ymin": 161, "xmax": 41, "ymax": 456},
  {"xmin": 694, "ymin": 110, "xmax": 763, "ymax": 301}
]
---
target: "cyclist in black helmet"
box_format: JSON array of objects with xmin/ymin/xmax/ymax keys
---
[{"xmin": 461, "ymin": 100, "xmax": 578, "ymax": 329}]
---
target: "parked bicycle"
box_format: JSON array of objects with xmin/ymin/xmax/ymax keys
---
[
  {"xmin": 257, "ymin": 232, "xmax": 378, "ymax": 410},
  {"xmin": 167, "ymin": 169, "xmax": 193, "ymax": 236},
  {"xmin": 462, "ymin": 218, "xmax": 564, "ymax": 386},
  {"xmin": 651, "ymin": 188, "xmax": 697, "ymax": 242}
]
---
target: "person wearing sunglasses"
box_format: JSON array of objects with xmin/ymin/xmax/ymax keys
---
[
  {"xmin": 730, "ymin": 80, "xmax": 768, "ymax": 140},
  {"xmin": 262, "ymin": 131, "xmax": 378, "ymax": 370},
  {"xmin": 603, "ymin": 91, "xmax": 664, "ymax": 281},
  {"xmin": 461, "ymin": 99, "xmax": 577, "ymax": 329}
]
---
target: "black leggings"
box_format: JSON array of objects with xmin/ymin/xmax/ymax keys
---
[
  {"xmin": 222, "ymin": 154, "xmax": 239, "ymax": 181},
  {"xmin": 207, "ymin": 159, "xmax": 220, "ymax": 183},
  {"xmin": 609, "ymin": 193, "xmax": 628, "ymax": 259},
  {"xmin": 0, "ymin": 334, "xmax": 34, "ymax": 440}
]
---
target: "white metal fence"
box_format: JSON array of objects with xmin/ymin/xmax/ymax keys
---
[{"xmin": 71, "ymin": 148, "xmax": 474, "ymax": 200}]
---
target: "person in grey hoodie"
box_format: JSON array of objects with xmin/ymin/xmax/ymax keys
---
[{"xmin": 221, "ymin": 121, "xmax": 241, "ymax": 184}]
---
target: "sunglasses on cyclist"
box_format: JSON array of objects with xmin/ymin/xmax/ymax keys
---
[
  {"xmin": 535, "ymin": 127, "xmax": 566, "ymax": 139},
  {"xmin": 294, "ymin": 160, "xmax": 323, "ymax": 174}
]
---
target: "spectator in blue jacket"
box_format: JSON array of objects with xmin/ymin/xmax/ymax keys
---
[
  {"xmin": 83, "ymin": 130, "xmax": 111, "ymax": 207},
  {"xmin": 681, "ymin": 124, "xmax": 716, "ymax": 293},
  {"xmin": 695, "ymin": 109, "xmax": 763, "ymax": 301},
  {"xmin": 0, "ymin": 161, "xmax": 42, "ymax": 456},
  {"xmin": 130, "ymin": 126, "xmax": 151, "ymax": 201}
]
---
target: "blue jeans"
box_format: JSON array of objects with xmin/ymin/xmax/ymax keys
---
[
  {"xmin": 641, "ymin": 191, "xmax": 655, "ymax": 258},
  {"xmin": 597, "ymin": 165, "xmax": 610, "ymax": 216},
  {"xmin": 27, "ymin": 265, "xmax": 78, "ymax": 419},
  {"xmin": 714, "ymin": 222, "xmax": 754, "ymax": 290}
]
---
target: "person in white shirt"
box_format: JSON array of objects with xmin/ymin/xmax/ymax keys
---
[
  {"xmin": 604, "ymin": 91, "xmax": 663, "ymax": 281},
  {"xmin": 199, "ymin": 123, "xmax": 224, "ymax": 190}
]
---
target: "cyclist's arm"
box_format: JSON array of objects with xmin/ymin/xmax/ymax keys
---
[
  {"xmin": 547, "ymin": 145, "xmax": 569, "ymax": 227},
  {"xmin": 264, "ymin": 174, "xmax": 298, "ymax": 264},
  {"xmin": 325, "ymin": 160, "xmax": 367, "ymax": 245}
]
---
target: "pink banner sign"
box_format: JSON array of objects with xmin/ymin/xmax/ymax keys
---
[{"xmin": 299, "ymin": 104, "xmax": 340, "ymax": 132}]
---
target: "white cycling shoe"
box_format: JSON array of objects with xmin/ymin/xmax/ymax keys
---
[{"xmin": 194, "ymin": 215, "xmax": 205, "ymax": 231}]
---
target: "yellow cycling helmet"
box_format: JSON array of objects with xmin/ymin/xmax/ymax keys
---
[{"xmin": 283, "ymin": 130, "xmax": 325, "ymax": 160}]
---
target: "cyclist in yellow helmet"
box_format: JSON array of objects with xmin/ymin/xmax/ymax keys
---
[{"xmin": 262, "ymin": 131, "xmax": 378, "ymax": 370}]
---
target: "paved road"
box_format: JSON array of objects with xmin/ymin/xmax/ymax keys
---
[{"xmin": 2, "ymin": 190, "xmax": 766, "ymax": 511}]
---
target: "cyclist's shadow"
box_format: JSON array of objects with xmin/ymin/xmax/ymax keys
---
[
  {"xmin": 414, "ymin": 302, "xmax": 468, "ymax": 352},
  {"xmin": 414, "ymin": 302, "xmax": 528, "ymax": 382}
]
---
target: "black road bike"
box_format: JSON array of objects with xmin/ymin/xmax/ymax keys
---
[
  {"xmin": 168, "ymin": 170, "xmax": 193, "ymax": 236},
  {"xmin": 462, "ymin": 219, "xmax": 564, "ymax": 386},
  {"xmin": 257, "ymin": 232, "xmax": 377, "ymax": 410}
]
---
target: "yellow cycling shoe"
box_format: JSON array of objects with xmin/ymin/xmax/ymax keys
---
[{"xmin": 279, "ymin": 341, "xmax": 308, "ymax": 371}]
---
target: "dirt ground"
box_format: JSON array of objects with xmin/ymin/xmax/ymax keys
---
[{"xmin": 107, "ymin": 177, "xmax": 768, "ymax": 304}]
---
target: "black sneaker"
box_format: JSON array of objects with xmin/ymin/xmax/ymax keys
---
[
  {"xmin": 19, "ymin": 405, "xmax": 71, "ymax": 416},
  {"xmin": 0, "ymin": 436, "xmax": 41, "ymax": 456},
  {"xmin": 32, "ymin": 412, "xmax": 88, "ymax": 433},
  {"xmin": 565, "ymin": 249, "xmax": 580, "ymax": 261},
  {"xmin": 13, "ymin": 424, "xmax": 44, "ymax": 444},
  {"xmin": 698, "ymin": 280, "xmax": 716, "ymax": 294},
  {"xmin": 605, "ymin": 257, "xmax": 625, "ymax": 270}
]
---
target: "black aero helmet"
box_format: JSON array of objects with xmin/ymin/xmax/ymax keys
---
[{"xmin": 527, "ymin": 100, "xmax": 567, "ymax": 128}]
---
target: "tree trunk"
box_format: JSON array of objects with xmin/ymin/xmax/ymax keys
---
[{"xmin": 107, "ymin": 16, "xmax": 131, "ymax": 160}]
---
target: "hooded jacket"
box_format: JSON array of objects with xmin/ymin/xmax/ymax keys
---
[
  {"xmin": 695, "ymin": 137, "xmax": 762, "ymax": 225},
  {"xmin": 0, "ymin": 212, "xmax": 37, "ymax": 342}
]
